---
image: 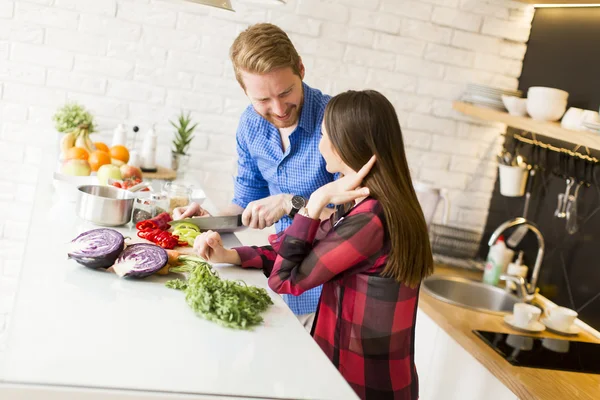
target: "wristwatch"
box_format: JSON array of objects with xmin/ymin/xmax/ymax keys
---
[{"xmin": 289, "ymin": 195, "xmax": 307, "ymax": 218}]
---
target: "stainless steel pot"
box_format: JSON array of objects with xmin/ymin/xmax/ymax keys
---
[{"xmin": 76, "ymin": 185, "xmax": 136, "ymax": 226}]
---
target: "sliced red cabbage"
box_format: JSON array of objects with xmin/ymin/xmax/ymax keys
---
[
  {"xmin": 113, "ymin": 243, "xmax": 168, "ymax": 278},
  {"xmin": 68, "ymin": 229, "xmax": 125, "ymax": 269}
]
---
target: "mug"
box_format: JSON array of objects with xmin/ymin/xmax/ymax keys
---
[
  {"xmin": 513, "ymin": 303, "xmax": 541, "ymax": 328},
  {"xmin": 546, "ymin": 306, "xmax": 578, "ymax": 331}
]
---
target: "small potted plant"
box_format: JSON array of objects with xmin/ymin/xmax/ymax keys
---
[{"xmin": 170, "ymin": 111, "xmax": 197, "ymax": 171}]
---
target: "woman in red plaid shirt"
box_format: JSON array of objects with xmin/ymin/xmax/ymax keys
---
[{"xmin": 195, "ymin": 90, "xmax": 434, "ymax": 400}]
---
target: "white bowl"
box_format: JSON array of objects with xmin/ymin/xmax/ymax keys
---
[
  {"xmin": 501, "ymin": 95, "xmax": 528, "ymax": 117},
  {"xmin": 527, "ymin": 98, "xmax": 567, "ymax": 122},
  {"xmin": 526, "ymin": 87, "xmax": 568, "ymax": 122},
  {"xmin": 528, "ymin": 86, "xmax": 569, "ymax": 101},
  {"xmin": 52, "ymin": 172, "xmax": 98, "ymax": 202}
]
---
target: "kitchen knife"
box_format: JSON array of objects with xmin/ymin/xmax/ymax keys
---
[{"xmin": 168, "ymin": 215, "xmax": 245, "ymax": 233}]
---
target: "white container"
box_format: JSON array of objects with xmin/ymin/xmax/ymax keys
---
[
  {"xmin": 526, "ymin": 87, "xmax": 569, "ymax": 122},
  {"xmin": 129, "ymin": 150, "xmax": 142, "ymax": 168},
  {"xmin": 483, "ymin": 236, "xmax": 514, "ymax": 286},
  {"xmin": 141, "ymin": 126, "xmax": 157, "ymax": 171},
  {"xmin": 505, "ymin": 251, "xmax": 528, "ymax": 291},
  {"xmin": 498, "ymin": 164, "xmax": 528, "ymax": 197},
  {"xmin": 501, "ymin": 95, "xmax": 528, "ymax": 117},
  {"xmin": 112, "ymin": 124, "xmax": 128, "ymax": 147}
]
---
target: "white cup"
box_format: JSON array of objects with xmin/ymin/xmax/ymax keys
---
[
  {"xmin": 498, "ymin": 165, "xmax": 528, "ymax": 197},
  {"xmin": 561, "ymin": 107, "xmax": 584, "ymax": 130},
  {"xmin": 513, "ymin": 303, "xmax": 541, "ymax": 328},
  {"xmin": 546, "ymin": 306, "xmax": 578, "ymax": 331}
]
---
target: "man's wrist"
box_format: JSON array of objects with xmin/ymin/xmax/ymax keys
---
[{"xmin": 281, "ymin": 194, "xmax": 294, "ymax": 215}]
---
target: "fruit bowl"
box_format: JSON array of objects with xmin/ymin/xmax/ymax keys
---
[{"xmin": 52, "ymin": 172, "xmax": 98, "ymax": 203}]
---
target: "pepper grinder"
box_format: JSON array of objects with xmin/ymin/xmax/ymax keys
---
[{"xmin": 141, "ymin": 125, "xmax": 158, "ymax": 173}]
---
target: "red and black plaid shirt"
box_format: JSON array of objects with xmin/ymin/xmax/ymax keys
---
[{"xmin": 234, "ymin": 198, "xmax": 420, "ymax": 400}]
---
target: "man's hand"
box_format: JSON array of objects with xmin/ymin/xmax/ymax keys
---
[
  {"xmin": 172, "ymin": 202, "xmax": 211, "ymax": 220},
  {"xmin": 242, "ymin": 194, "xmax": 292, "ymax": 229}
]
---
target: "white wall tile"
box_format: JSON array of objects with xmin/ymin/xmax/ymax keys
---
[
  {"xmin": 0, "ymin": 0, "xmax": 13, "ymax": 18},
  {"xmin": 14, "ymin": 1, "xmax": 79, "ymax": 29},
  {"xmin": 482, "ymin": 16, "xmax": 531, "ymax": 42},
  {"xmin": 349, "ymin": 8, "xmax": 401, "ymax": 34},
  {"xmin": 381, "ymin": 0, "xmax": 433, "ymax": 21},
  {"xmin": 401, "ymin": 19, "xmax": 453, "ymax": 45},
  {"xmin": 79, "ymin": 14, "xmax": 142, "ymax": 41},
  {"xmin": 10, "ymin": 42, "xmax": 74, "ymax": 70},
  {"xmin": 54, "ymin": 0, "xmax": 117, "ymax": 17},
  {"xmin": 432, "ymin": 7, "xmax": 482, "ymax": 32},
  {"xmin": 374, "ymin": 32, "xmax": 427, "ymax": 58}
]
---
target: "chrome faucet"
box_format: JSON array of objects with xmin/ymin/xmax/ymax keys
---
[{"xmin": 488, "ymin": 218, "xmax": 545, "ymax": 301}]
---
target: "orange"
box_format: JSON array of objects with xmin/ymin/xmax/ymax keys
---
[
  {"xmin": 88, "ymin": 150, "xmax": 112, "ymax": 172},
  {"xmin": 110, "ymin": 145, "xmax": 130, "ymax": 163},
  {"xmin": 94, "ymin": 142, "xmax": 109, "ymax": 152},
  {"xmin": 65, "ymin": 147, "xmax": 89, "ymax": 161}
]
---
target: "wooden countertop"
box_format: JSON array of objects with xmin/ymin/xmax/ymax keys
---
[{"xmin": 419, "ymin": 265, "xmax": 600, "ymax": 400}]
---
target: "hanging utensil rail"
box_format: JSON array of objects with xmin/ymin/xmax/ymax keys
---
[{"xmin": 506, "ymin": 131, "xmax": 600, "ymax": 164}]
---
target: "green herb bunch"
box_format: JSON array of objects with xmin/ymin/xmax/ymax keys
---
[
  {"xmin": 166, "ymin": 256, "xmax": 273, "ymax": 330},
  {"xmin": 170, "ymin": 111, "xmax": 198, "ymax": 155},
  {"xmin": 53, "ymin": 103, "xmax": 96, "ymax": 133}
]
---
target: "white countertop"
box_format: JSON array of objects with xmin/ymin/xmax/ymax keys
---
[{"xmin": 0, "ymin": 157, "xmax": 358, "ymax": 400}]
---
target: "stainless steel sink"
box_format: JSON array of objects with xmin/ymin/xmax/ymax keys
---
[{"xmin": 422, "ymin": 275, "xmax": 521, "ymax": 315}]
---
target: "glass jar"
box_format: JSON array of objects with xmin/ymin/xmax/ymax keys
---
[
  {"xmin": 132, "ymin": 197, "xmax": 154, "ymax": 224},
  {"xmin": 163, "ymin": 182, "xmax": 192, "ymax": 213},
  {"xmin": 150, "ymin": 193, "xmax": 169, "ymax": 216}
]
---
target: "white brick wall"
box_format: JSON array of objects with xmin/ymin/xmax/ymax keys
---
[{"xmin": 0, "ymin": 0, "xmax": 534, "ymax": 343}]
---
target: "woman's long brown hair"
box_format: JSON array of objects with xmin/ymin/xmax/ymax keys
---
[{"xmin": 324, "ymin": 90, "xmax": 433, "ymax": 287}]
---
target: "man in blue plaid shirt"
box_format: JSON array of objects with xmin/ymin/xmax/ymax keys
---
[{"xmin": 173, "ymin": 23, "xmax": 335, "ymax": 330}]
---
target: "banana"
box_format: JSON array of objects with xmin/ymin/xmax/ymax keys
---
[
  {"xmin": 74, "ymin": 127, "xmax": 97, "ymax": 154},
  {"xmin": 75, "ymin": 133, "xmax": 89, "ymax": 151},
  {"xmin": 60, "ymin": 131, "xmax": 77, "ymax": 157},
  {"xmin": 84, "ymin": 134, "xmax": 97, "ymax": 153}
]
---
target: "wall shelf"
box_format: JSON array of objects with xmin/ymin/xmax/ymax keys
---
[{"xmin": 452, "ymin": 101, "xmax": 600, "ymax": 154}]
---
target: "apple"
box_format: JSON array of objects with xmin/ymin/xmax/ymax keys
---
[
  {"xmin": 97, "ymin": 164, "xmax": 122, "ymax": 185},
  {"xmin": 61, "ymin": 159, "xmax": 91, "ymax": 176},
  {"xmin": 120, "ymin": 164, "xmax": 143, "ymax": 181},
  {"xmin": 111, "ymin": 158, "xmax": 126, "ymax": 167}
]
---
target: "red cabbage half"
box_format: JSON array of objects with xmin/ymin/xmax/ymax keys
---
[
  {"xmin": 112, "ymin": 243, "xmax": 168, "ymax": 278},
  {"xmin": 68, "ymin": 228, "xmax": 125, "ymax": 269}
]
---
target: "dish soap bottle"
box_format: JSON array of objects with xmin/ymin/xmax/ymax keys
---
[{"xmin": 483, "ymin": 235, "xmax": 511, "ymax": 286}]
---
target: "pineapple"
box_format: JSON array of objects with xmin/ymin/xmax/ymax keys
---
[{"xmin": 171, "ymin": 111, "xmax": 198, "ymax": 156}]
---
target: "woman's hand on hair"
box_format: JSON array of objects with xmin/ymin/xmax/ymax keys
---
[{"xmin": 307, "ymin": 155, "xmax": 376, "ymax": 218}]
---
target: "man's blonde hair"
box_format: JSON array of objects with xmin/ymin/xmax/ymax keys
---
[{"xmin": 230, "ymin": 23, "xmax": 302, "ymax": 89}]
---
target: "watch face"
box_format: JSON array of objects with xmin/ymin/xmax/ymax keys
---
[{"xmin": 291, "ymin": 196, "xmax": 305, "ymax": 209}]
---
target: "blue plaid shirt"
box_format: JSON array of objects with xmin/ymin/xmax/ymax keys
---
[{"xmin": 232, "ymin": 82, "xmax": 334, "ymax": 315}]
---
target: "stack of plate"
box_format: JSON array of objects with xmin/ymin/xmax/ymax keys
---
[
  {"xmin": 582, "ymin": 120, "xmax": 600, "ymax": 132},
  {"xmin": 460, "ymin": 84, "xmax": 522, "ymax": 111}
]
